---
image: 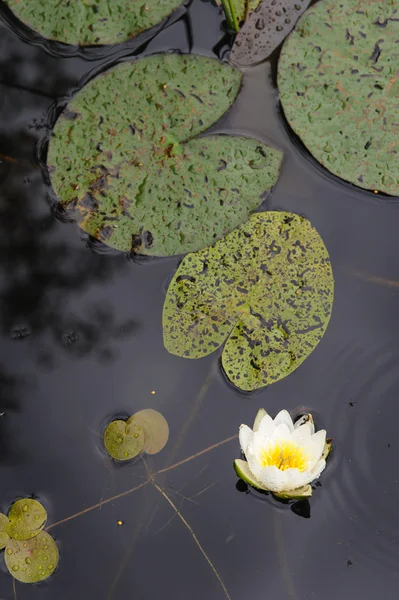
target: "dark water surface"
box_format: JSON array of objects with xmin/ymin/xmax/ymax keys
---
[{"xmin": 0, "ymin": 1, "xmax": 399, "ymax": 598}]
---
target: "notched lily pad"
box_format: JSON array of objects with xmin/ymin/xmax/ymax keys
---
[
  {"xmin": 48, "ymin": 54, "xmax": 282, "ymax": 256},
  {"xmin": 7, "ymin": 499, "xmax": 47, "ymax": 541},
  {"xmin": 0, "ymin": 513, "xmax": 10, "ymax": 550},
  {"xmin": 5, "ymin": 531, "xmax": 59, "ymax": 584},
  {"xmin": 127, "ymin": 409, "xmax": 169, "ymax": 455},
  {"xmin": 104, "ymin": 419, "xmax": 145, "ymax": 461},
  {"xmin": 231, "ymin": 0, "xmax": 312, "ymax": 66},
  {"xmin": 163, "ymin": 211, "xmax": 334, "ymax": 391},
  {"xmin": 279, "ymin": 0, "xmax": 399, "ymax": 195},
  {"xmin": 3, "ymin": 0, "xmax": 185, "ymax": 46}
]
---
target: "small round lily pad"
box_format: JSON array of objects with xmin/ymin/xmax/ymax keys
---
[
  {"xmin": 127, "ymin": 409, "xmax": 169, "ymax": 455},
  {"xmin": 0, "ymin": 513, "xmax": 10, "ymax": 550},
  {"xmin": 7, "ymin": 499, "xmax": 47, "ymax": 541},
  {"xmin": 279, "ymin": 0, "xmax": 399, "ymax": 195},
  {"xmin": 104, "ymin": 419, "xmax": 145, "ymax": 461},
  {"xmin": 5, "ymin": 531, "xmax": 59, "ymax": 584},
  {"xmin": 2, "ymin": 0, "xmax": 185, "ymax": 46}
]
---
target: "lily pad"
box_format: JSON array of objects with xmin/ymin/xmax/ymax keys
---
[
  {"xmin": 0, "ymin": 513, "xmax": 10, "ymax": 550},
  {"xmin": 5, "ymin": 531, "xmax": 59, "ymax": 584},
  {"xmin": 48, "ymin": 54, "xmax": 282, "ymax": 256},
  {"xmin": 231, "ymin": 0, "xmax": 312, "ymax": 66},
  {"xmin": 2, "ymin": 0, "xmax": 185, "ymax": 46},
  {"xmin": 127, "ymin": 409, "xmax": 169, "ymax": 455},
  {"xmin": 7, "ymin": 499, "xmax": 47, "ymax": 541},
  {"xmin": 163, "ymin": 211, "xmax": 334, "ymax": 391},
  {"xmin": 278, "ymin": 0, "xmax": 399, "ymax": 195},
  {"xmin": 104, "ymin": 419, "xmax": 145, "ymax": 461}
]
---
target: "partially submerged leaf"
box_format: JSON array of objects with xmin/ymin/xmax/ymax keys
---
[
  {"xmin": 48, "ymin": 54, "xmax": 282, "ymax": 256},
  {"xmin": 127, "ymin": 409, "xmax": 169, "ymax": 455},
  {"xmin": 273, "ymin": 485, "xmax": 312, "ymax": 500},
  {"xmin": 3, "ymin": 0, "xmax": 185, "ymax": 46},
  {"xmin": 7, "ymin": 499, "xmax": 47, "ymax": 541},
  {"xmin": 163, "ymin": 211, "xmax": 334, "ymax": 392},
  {"xmin": 231, "ymin": 0, "xmax": 312, "ymax": 67},
  {"xmin": 104, "ymin": 420, "xmax": 145, "ymax": 461},
  {"xmin": 234, "ymin": 458, "xmax": 269, "ymax": 491},
  {"xmin": 0, "ymin": 513, "xmax": 10, "ymax": 550},
  {"xmin": 279, "ymin": 0, "xmax": 399, "ymax": 195},
  {"xmin": 5, "ymin": 531, "xmax": 59, "ymax": 584}
]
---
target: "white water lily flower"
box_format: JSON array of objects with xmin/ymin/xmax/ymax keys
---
[{"xmin": 234, "ymin": 409, "xmax": 332, "ymax": 499}]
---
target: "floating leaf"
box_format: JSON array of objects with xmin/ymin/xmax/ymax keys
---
[
  {"xmin": 48, "ymin": 54, "xmax": 282, "ymax": 256},
  {"xmin": 278, "ymin": 0, "xmax": 399, "ymax": 195},
  {"xmin": 104, "ymin": 419, "xmax": 145, "ymax": 461},
  {"xmin": 5, "ymin": 531, "xmax": 59, "ymax": 584},
  {"xmin": 7, "ymin": 499, "xmax": 47, "ymax": 541},
  {"xmin": 163, "ymin": 212, "xmax": 334, "ymax": 392},
  {"xmin": 127, "ymin": 409, "xmax": 169, "ymax": 455},
  {"xmin": 3, "ymin": 0, "xmax": 185, "ymax": 46},
  {"xmin": 231, "ymin": 0, "xmax": 312, "ymax": 66},
  {"xmin": 0, "ymin": 513, "xmax": 10, "ymax": 550}
]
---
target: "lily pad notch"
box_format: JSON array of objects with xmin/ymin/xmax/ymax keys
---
[
  {"xmin": 48, "ymin": 53, "xmax": 283, "ymax": 256},
  {"xmin": 163, "ymin": 211, "xmax": 334, "ymax": 392}
]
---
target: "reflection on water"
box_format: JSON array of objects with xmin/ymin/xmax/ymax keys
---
[{"xmin": 0, "ymin": 0, "xmax": 399, "ymax": 599}]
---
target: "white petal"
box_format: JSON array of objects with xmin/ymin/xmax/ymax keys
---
[
  {"xmin": 273, "ymin": 409, "xmax": 294, "ymax": 432},
  {"xmin": 258, "ymin": 465, "xmax": 288, "ymax": 492},
  {"xmin": 257, "ymin": 413, "xmax": 275, "ymax": 439},
  {"xmin": 304, "ymin": 430, "xmax": 326, "ymax": 470},
  {"xmin": 253, "ymin": 430, "xmax": 269, "ymax": 460},
  {"xmin": 239, "ymin": 424, "xmax": 253, "ymax": 455},
  {"xmin": 282, "ymin": 468, "xmax": 308, "ymax": 491},
  {"xmin": 304, "ymin": 459, "xmax": 326, "ymax": 484},
  {"xmin": 270, "ymin": 423, "xmax": 292, "ymax": 444},
  {"xmin": 246, "ymin": 443, "xmax": 262, "ymax": 480},
  {"xmin": 294, "ymin": 414, "xmax": 315, "ymax": 435},
  {"xmin": 291, "ymin": 422, "xmax": 313, "ymax": 446}
]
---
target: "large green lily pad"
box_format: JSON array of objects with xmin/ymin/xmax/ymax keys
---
[
  {"xmin": 163, "ymin": 211, "xmax": 334, "ymax": 391},
  {"xmin": 48, "ymin": 54, "xmax": 282, "ymax": 256},
  {"xmin": 279, "ymin": 0, "xmax": 399, "ymax": 196},
  {"xmin": 104, "ymin": 419, "xmax": 145, "ymax": 461},
  {"xmin": 3, "ymin": 0, "xmax": 185, "ymax": 46},
  {"xmin": 0, "ymin": 513, "xmax": 10, "ymax": 550},
  {"xmin": 5, "ymin": 531, "xmax": 59, "ymax": 584},
  {"xmin": 231, "ymin": 0, "xmax": 312, "ymax": 66},
  {"xmin": 7, "ymin": 499, "xmax": 47, "ymax": 541}
]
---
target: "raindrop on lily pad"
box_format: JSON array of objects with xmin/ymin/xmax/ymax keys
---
[
  {"xmin": 163, "ymin": 211, "xmax": 334, "ymax": 391},
  {"xmin": 5, "ymin": 531, "xmax": 59, "ymax": 584},
  {"xmin": 7, "ymin": 499, "xmax": 47, "ymax": 541},
  {"xmin": 0, "ymin": 513, "xmax": 10, "ymax": 550},
  {"xmin": 48, "ymin": 54, "xmax": 282, "ymax": 256},
  {"xmin": 127, "ymin": 409, "xmax": 169, "ymax": 455},
  {"xmin": 279, "ymin": 0, "xmax": 399, "ymax": 195},
  {"xmin": 104, "ymin": 419, "xmax": 145, "ymax": 461},
  {"xmin": 2, "ymin": 0, "xmax": 185, "ymax": 46}
]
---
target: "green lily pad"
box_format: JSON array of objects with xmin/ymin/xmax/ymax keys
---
[
  {"xmin": 127, "ymin": 409, "xmax": 169, "ymax": 455},
  {"xmin": 7, "ymin": 499, "xmax": 47, "ymax": 541},
  {"xmin": 3, "ymin": 0, "xmax": 185, "ymax": 46},
  {"xmin": 234, "ymin": 458, "xmax": 269, "ymax": 491},
  {"xmin": 5, "ymin": 531, "xmax": 59, "ymax": 584},
  {"xmin": 48, "ymin": 54, "xmax": 282, "ymax": 256},
  {"xmin": 0, "ymin": 513, "xmax": 10, "ymax": 550},
  {"xmin": 163, "ymin": 211, "xmax": 334, "ymax": 391},
  {"xmin": 104, "ymin": 419, "xmax": 145, "ymax": 461},
  {"xmin": 273, "ymin": 485, "xmax": 312, "ymax": 500},
  {"xmin": 279, "ymin": 0, "xmax": 399, "ymax": 195},
  {"xmin": 231, "ymin": 0, "xmax": 312, "ymax": 66}
]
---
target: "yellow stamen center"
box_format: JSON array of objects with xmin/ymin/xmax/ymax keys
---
[{"xmin": 260, "ymin": 440, "xmax": 308, "ymax": 472}]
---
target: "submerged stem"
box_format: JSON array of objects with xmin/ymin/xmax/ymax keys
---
[{"xmin": 220, "ymin": 0, "xmax": 239, "ymax": 32}]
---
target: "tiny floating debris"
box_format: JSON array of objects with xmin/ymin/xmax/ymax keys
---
[{"xmin": 234, "ymin": 408, "xmax": 332, "ymax": 499}]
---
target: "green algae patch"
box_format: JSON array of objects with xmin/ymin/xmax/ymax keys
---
[
  {"xmin": 0, "ymin": 513, "xmax": 10, "ymax": 550},
  {"xmin": 7, "ymin": 499, "xmax": 47, "ymax": 541},
  {"xmin": 278, "ymin": 0, "xmax": 399, "ymax": 196},
  {"xmin": 163, "ymin": 211, "xmax": 334, "ymax": 391},
  {"xmin": 104, "ymin": 419, "xmax": 145, "ymax": 461},
  {"xmin": 5, "ymin": 531, "xmax": 59, "ymax": 584},
  {"xmin": 3, "ymin": 0, "xmax": 185, "ymax": 46},
  {"xmin": 48, "ymin": 54, "xmax": 282, "ymax": 256},
  {"xmin": 231, "ymin": 0, "xmax": 312, "ymax": 66}
]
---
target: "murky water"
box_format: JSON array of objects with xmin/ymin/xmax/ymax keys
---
[{"xmin": 1, "ymin": 0, "xmax": 399, "ymax": 598}]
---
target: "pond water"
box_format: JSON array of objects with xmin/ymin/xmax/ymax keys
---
[{"xmin": 0, "ymin": 0, "xmax": 399, "ymax": 598}]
